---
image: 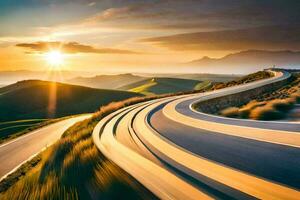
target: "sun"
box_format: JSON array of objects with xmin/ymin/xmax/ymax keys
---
[{"xmin": 45, "ymin": 50, "xmax": 64, "ymax": 66}]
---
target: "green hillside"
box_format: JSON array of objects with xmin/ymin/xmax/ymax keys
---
[
  {"xmin": 0, "ymin": 80, "xmax": 142, "ymax": 121},
  {"xmin": 128, "ymin": 77, "xmax": 205, "ymax": 95}
]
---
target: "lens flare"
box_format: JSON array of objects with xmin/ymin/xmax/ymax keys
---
[{"xmin": 45, "ymin": 50, "xmax": 63, "ymax": 66}]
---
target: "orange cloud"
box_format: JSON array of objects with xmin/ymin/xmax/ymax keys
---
[{"xmin": 16, "ymin": 41, "xmax": 139, "ymax": 54}]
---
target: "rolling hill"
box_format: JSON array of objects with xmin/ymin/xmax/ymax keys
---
[
  {"xmin": 0, "ymin": 70, "xmax": 93, "ymax": 86},
  {"xmin": 0, "ymin": 80, "xmax": 142, "ymax": 121},
  {"xmin": 125, "ymin": 77, "xmax": 205, "ymax": 95},
  {"xmin": 185, "ymin": 50, "xmax": 300, "ymax": 74},
  {"xmin": 67, "ymin": 73, "xmax": 147, "ymax": 89}
]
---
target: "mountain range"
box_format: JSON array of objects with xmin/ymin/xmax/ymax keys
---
[{"xmin": 185, "ymin": 50, "xmax": 300, "ymax": 74}]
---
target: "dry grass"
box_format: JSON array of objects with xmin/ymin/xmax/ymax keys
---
[
  {"xmin": 238, "ymin": 100, "xmax": 266, "ymax": 118},
  {"xmin": 268, "ymin": 99, "xmax": 295, "ymax": 111},
  {"xmin": 249, "ymin": 105, "xmax": 285, "ymax": 120},
  {"xmin": 0, "ymin": 96, "xmax": 161, "ymax": 200},
  {"xmin": 220, "ymin": 93, "xmax": 300, "ymax": 120},
  {"xmin": 248, "ymin": 95, "xmax": 299, "ymax": 120}
]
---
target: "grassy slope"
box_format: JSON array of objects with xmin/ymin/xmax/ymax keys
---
[
  {"xmin": 194, "ymin": 80, "xmax": 211, "ymax": 90},
  {"xmin": 128, "ymin": 77, "xmax": 202, "ymax": 95},
  {"xmin": 0, "ymin": 97, "xmax": 161, "ymax": 200},
  {"xmin": 0, "ymin": 80, "xmax": 142, "ymax": 121},
  {"xmin": 118, "ymin": 79, "xmax": 151, "ymax": 90},
  {"xmin": 129, "ymin": 80, "xmax": 157, "ymax": 95}
]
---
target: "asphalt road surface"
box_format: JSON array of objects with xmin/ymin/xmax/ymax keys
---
[
  {"xmin": 0, "ymin": 114, "xmax": 91, "ymax": 180},
  {"xmin": 93, "ymin": 70, "xmax": 300, "ymax": 200}
]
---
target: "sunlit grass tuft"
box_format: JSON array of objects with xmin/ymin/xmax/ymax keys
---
[
  {"xmin": 249, "ymin": 105, "xmax": 285, "ymax": 120},
  {"xmin": 238, "ymin": 100, "xmax": 266, "ymax": 118}
]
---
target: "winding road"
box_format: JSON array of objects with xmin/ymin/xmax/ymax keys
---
[
  {"xmin": 0, "ymin": 114, "xmax": 91, "ymax": 181},
  {"xmin": 93, "ymin": 70, "xmax": 300, "ymax": 200}
]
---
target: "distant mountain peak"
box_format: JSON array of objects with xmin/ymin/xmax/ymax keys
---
[
  {"xmin": 201, "ymin": 56, "xmax": 214, "ymax": 60},
  {"xmin": 189, "ymin": 56, "xmax": 215, "ymax": 63}
]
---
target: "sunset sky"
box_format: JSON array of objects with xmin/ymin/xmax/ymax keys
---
[{"xmin": 0, "ymin": 0, "xmax": 299, "ymax": 73}]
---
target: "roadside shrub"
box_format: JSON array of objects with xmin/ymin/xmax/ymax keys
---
[
  {"xmin": 291, "ymin": 92, "xmax": 300, "ymax": 103},
  {"xmin": 239, "ymin": 100, "xmax": 266, "ymax": 118},
  {"xmin": 220, "ymin": 107, "xmax": 240, "ymax": 118},
  {"xmin": 220, "ymin": 95, "xmax": 298, "ymax": 120},
  {"xmin": 268, "ymin": 99, "xmax": 295, "ymax": 112}
]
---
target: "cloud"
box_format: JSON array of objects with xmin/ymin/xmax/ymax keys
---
[
  {"xmin": 88, "ymin": 2, "xmax": 96, "ymax": 7},
  {"xmin": 79, "ymin": 0, "xmax": 300, "ymax": 31},
  {"xmin": 16, "ymin": 41, "xmax": 139, "ymax": 54},
  {"xmin": 140, "ymin": 25, "xmax": 300, "ymax": 51},
  {"xmin": 83, "ymin": 2, "xmax": 174, "ymax": 26}
]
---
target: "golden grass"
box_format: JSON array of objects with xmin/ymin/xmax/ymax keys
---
[
  {"xmin": 249, "ymin": 105, "xmax": 285, "ymax": 120},
  {"xmin": 238, "ymin": 100, "xmax": 266, "ymax": 118},
  {"xmin": 220, "ymin": 94, "xmax": 299, "ymax": 120}
]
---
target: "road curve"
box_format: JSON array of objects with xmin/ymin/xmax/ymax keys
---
[
  {"xmin": 0, "ymin": 114, "xmax": 91, "ymax": 181},
  {"xmin": 93, "ymin": 70, "xmax": 300, "ymax": 199}
]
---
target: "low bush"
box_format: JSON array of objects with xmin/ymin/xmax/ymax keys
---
[
  {"xmin": 220, "ymin": 107, "xmax": 240, "ymax": 118},
  {"xmin": 291, "ymin": 92, "xmax": 300, "ymax": 103},
  {"xmin": 268, "ymin": 99, "xmax": 295, "ymax": 112},
  {"xmin": 220, "ymin": 93, "xmax": 299, "ymax": 121},
  {"xmin": 239, "ymin": 100, "xmax": 266, "ymax": 118},
  {"xmin": 249, "ymin": 105, "xmax": 285, "ymax": 120}
]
